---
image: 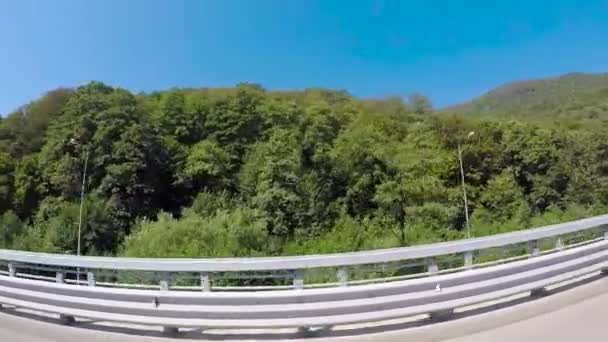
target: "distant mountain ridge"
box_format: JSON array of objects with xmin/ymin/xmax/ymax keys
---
[{"xmin": 445, "ymin": 73, "xmax": 608, "ymax": 121}]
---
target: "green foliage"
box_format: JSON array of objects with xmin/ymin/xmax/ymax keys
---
[
  {"xmin": 15, "ymin": 197, "xmax": 81, "ymax": 253},
  {"xmin": 122, "ymin": 208, "xmax": 269, "ymax": 257},
  {"xmin": 0, "ymin": 88, "xmax": 72, "ymax": 158},
  {"xmin": 239, "ymin": 129, "xmax": 306, "ymax": 237},
  {"xmin": 282, "ymin": 214, "xmax": 392, "ymax": 255},
  {"xmin": 0, "ymin": 152, "xmax": 14, "ymax": 213},
  {"xmin": 205, "ymin": 83, "xmax": 265, "ymax": 149},
  {"xmin": 374, "ymin": 174, "xmax": 459, "ymax": 245},
  {"xmin": 477, "ymin": 168, "xmax": 530, "ymax": 221},
  {"xmin": 12, "ymin": 154, "xmax": 42, "ymax": 218},
  {"xmin": 408, "ymin": 93, "xmax": 433, "ymax": 115},
  {"xmin": 446, "ymin": 73, "xmax": 608, "ymax": 127},
  {"xmin": 178, "ymin": 139, "xmax": 233, "ymax": 191},
  {"xmin": 3, "ymin": 78, "xmax": 608, "ymax": 258},
  {"xmin": 330, "ymin": 112, "xmax": 403, "ymax": 216},
  {"xmin": 0, "ymin": 211, "xmax": 23, "ymax": 248},
  {"xmin": 183, "ymin": 191, "xmax": 235, "ymax": 218}
]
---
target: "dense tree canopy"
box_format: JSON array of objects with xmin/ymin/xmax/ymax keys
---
[{"xmin": 1, "ymin": 81, "xmax": 607, "ymax": 257}]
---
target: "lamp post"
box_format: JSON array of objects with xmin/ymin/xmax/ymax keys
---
[
  {"xmin": 458, "ymin": 132, "xmax": 475, "ymax": 239},
  {"xmin": 77, "ymin": 149, "xmax": 89, "ymax": 259},
  {"xmin": 70, "ymin": 139, "xmax": 89, "ymax": 283}
]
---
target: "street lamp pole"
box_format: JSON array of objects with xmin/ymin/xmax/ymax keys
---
[
  {"xmin": 70, "ymin": 138, "xmax": 89, "ymax": 283},
  {"xmin": 459, "ymin": 132, "xmax": 475, "ymax": 239},
  {"xmin": 77, "ymin": 148, "xmax": 89, "ymax": 259},
  {"xmin": 458, "ymin": 142, "xmax": 470, "ymax": 239}
]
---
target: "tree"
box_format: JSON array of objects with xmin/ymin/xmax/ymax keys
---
[
  {"xmin": 23, "ymin": 197, "xmax": 81, "ymax": 253},
  {"xmin": 0, "ymin": 88, "xmax": 72, "ymax": 158},
  {"xmin": 12, "ymin": 154, "xmax": 42, "ymax": 218},
  {"xmin": 329, "ymin": 112, "xmax": 405, "ymax": 216},
  {"xmin": 469, "ymin": 169, "xmax": 535, "ymax": 238},
  {"xmin": 375, "ymin": 174, "xmax": 459, "ymax": 245},
  {"xmin": 501, "ymin": 122, "xmax": 561, "ymax": 211},
  {"xmin": 302, "ymin": 103, "xmax": 347, "ymax": 166},
  {"xmin": 408, "ymin": 93, "xmax": 432, "ymax": 115},
  {"xmin": 155, "ymin": 90, "xmax": 205, "ymax": 144},
  {"xmin": 177, "ymin": 139, "xmax": 233, "ymax": 192},
  {"xmin": 0, "ymin": 152, "xmax": 14, "ymax": 213},
  {"xmin": 100, "ymin": 123, "xmax": 174, "ymax": 219},
  {"xmin": 0, "ymin": 211, "xmax": 23, "ymax": 248},
  {"xmin": 39, "ymin": 82, "xmax": 176, "ymax": 220},
  {"xmin": 239, "ymin": 129, "xmax": 305, "ymax": 237},
  {"xmin": 205, "ymin": 83, "xmax": 265, "ymax": 151}
]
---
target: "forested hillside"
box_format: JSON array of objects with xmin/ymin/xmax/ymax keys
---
[
  {"xmin": 446, "ymin": 73, "xmax": 608, "ymax": 126},
  {"xmin": 1, "ymin": 80, "xmax": 607, "ymax": 257}
]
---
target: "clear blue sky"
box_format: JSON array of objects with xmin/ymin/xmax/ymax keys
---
[{"xmin": 1, "ymin": 0, "xmax": 608, "ymax": 114}]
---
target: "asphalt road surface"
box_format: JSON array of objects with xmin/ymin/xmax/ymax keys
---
[{"xmin": 1, "ymin": 275, "xmax": 607, "ymax": 342}]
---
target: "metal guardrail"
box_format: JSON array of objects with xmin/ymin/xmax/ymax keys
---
[
  {"xmin": 1, "ymin": 214, "xmax": 608, "ymax": 334},
  {"xmin": 1, "ymin": 214, "xmax": 607, "ymax": 272},
  {"xmin": 0, "ymin": 214, "xmax": 607, "ymax": 290},
  {"xmin": 0, "ymin": 239, "xmax": 607, "ymax": 333}
]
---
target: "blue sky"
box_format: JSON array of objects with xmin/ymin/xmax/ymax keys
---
[{"xmin": 1, "ymin": 0, "xmax": 608, "ymax": 114}]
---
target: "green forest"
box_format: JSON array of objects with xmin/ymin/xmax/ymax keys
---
[{"xmin": 1, "ymin": 76, "xmax": 608, "ymax": 258}]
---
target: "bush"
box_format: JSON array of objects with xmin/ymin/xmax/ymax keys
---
[
  {"xmin": 121, "ymin": 207, "xmax": 270, "ymax": 257},
  {"xmin": 0, "ymin": 211, "xmax": 23, "ymax": 248}
]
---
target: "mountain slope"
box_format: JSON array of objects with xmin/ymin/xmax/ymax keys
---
[{"xmin": 446, "ymin": 73, "xmax": 608, "ymax": 120}]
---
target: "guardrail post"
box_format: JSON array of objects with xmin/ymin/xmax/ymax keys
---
[
  {"xmin": 429, "ymin": 309, "xmax": 454, "ymax": 321},
  {"xmin": 555, "ymin": 236, "xmax": 564, "ymax": 250},
  {"xmin": 292, "ymin": 270, "xmax": 304, "ymax": 290},
  {"xmin": 530, "ymin": 287, "xmax": 548, "ymax": 297},
  {"xmin": 163, "ymin": 327, "xmax": 178, "ymax": 335},
  {"xmin": 56, "ymin": 271, "xmax": 65, "ymax": 284},
  {"xmin": 55, "ymin": 269, "xmax": 78, "ymax": 327},
  {"xmin": 426, "ymin": 257, "xmax": 439, "ymax": 273},
  {"xmin": 59, "ymin": 314, "xmax": 75, "ymax": 325},
  {"xmin": 604, "ymin": 231, "xmax": 608, "ymax": 241},
  {"xmin": 160, "ymin": 272, "xmax": 170, "ymax": 291},
  {"xmin": 464, "ymin": 251, "xmax": 474, "ymax": 270},
  {"xmin": 158, "ymin": 273, "xmax": 177, "ymax": 335},
  {"xmin": 87, "ymin": 271, "xmax": 96, "ymax": 287},
  {"xmin": 528, "ymin": 240, "xmax": 539, "ymax": 257},
  {"xmin": 8, "ymin": 262, "xmax": 16, "ymax": 277},
  {"xmin": 200, "ymin": 272, "xmax": 210, "ymax": 292},
  {"xmin": 337, "ymin": 267, "xmax": 349, "ymax": 287}
]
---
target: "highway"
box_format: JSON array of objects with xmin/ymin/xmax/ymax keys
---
[{"xmin": 1, "ymin": 275, "xmax": 607, "ymax": 342}]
